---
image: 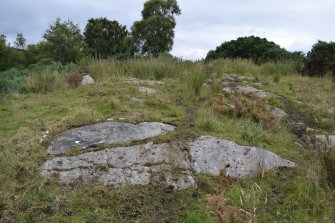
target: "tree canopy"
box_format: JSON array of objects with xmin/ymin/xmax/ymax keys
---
[
  {"xmin": 304, "ymin": 40, "xmax": 335, "ymax": 77},
  {"xmin": 14, "ymin": 33, "xmax": 26, "ymax": 50},
  {"xmin": 206, "ymin": 36, "xmax": 301, "ymax": 64},
  {"xmin": 84, "ymin": 18, "xmax": 129, "ymax": 59},
  {"xmin": 43, "ymin": 17, "xmax": 82, "ymax": 64},
  {"xmin": 132, "ymin": 0, "xmax": 181, "ymax": 57}
]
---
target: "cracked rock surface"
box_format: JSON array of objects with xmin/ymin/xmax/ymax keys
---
[
  {"xmin": 189, "ymin": 136, "xmax": 295, "ymax": 178},
  {"xmin": 42, "ymin": 122, "xmax": 296, "ymax": 189},
  {"xmin": 48, "ymin": 122, "xmax": 175, "ymax": 155},
  {"xmin": 42, "ymin": 142, "xmax": 195, "ymax": 189}
]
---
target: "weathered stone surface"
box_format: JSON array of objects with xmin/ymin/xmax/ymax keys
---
[
  {"xmin": 223, "ymin": 87, "xmax": 233, "ymax": 94},
  {"xmin": 131, "ymin": 97, "xmax": 145, "ymax": 103},
  {"xmin": 48, "ymin": 122, "xmax": 175, "ymax": 155},
  {"xmin": 315, "ymin": 135, "xmax": 335, "ymax": 150},
  {"xmin": 235, "ymin": 85, "xmax": 276, "ymax": 99},
  {"xmin": 271, "ymin": 107, "xmax": 287, "ymax": 118},
  {"xmin": 42, "ymin": 142, "xmax": 196, "ymax": 189},
  {"xmin": 124, "ymin": 78, "xmax": 163, "ymax": 86},
  {"xmin": 138, "ymin": 86, "xmax": 157, "ymax": 94},
  {"xmin": 265, "ymin": 105, "xmax": 287, "ymax": 119},
  {"xmin": 81, "ymin": 75, "xmax": 95, "ymax": 85},
  {"xmin": 189, "ymin": 136, "xmax": 295, "ymax": 178}
]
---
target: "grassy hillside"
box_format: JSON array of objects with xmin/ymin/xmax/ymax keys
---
[{"xmin": 1, "ymin": 56, "xmax": 335, "ymax": 222}]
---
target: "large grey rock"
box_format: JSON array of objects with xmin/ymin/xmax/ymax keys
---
[
  {"xmin": 315, "ymin": 135, "xmax": 335, "ymax": 150},
  {"xmin": 48, "ymin": 122, "xmax": 175, "ymax": 155},
  {"xmin": 235, "ymin": 85, "xmax": 276, "ymax": 99},
  {"xmin": 189, "ymin": 136, "xmax": 295, "ymax": 178},
  {"xmin": 81, "ymin": 75, "xmax": 95, "ymax": 85},
  {"xmin": 42, "ymin": 142, "xmax": 195, "ymax": 189}
]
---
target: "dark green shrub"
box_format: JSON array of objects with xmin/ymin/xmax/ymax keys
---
[
  {"xmin": 205, "ymin": 36, "xmax": 301, "ymax": 64},
  {"xmin": 304, "ymin": 40, "xmax": 335, "ymax": 77}
]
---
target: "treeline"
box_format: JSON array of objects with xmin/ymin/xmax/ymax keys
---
[
  {"xmin": 1, "ymin": 0, "xmax": 335, "ymax": 79},
  {"xmin": 206, "ymin": 36, "xmax": 335, "ymax": 77},
  {"xmin": 0, "ymin": 0, "xmax": 181, "ymax": 71}
]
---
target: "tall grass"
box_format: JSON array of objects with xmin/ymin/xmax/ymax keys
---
[{"xmin": 88, "ymin": 55, "xmax": 198, "ymax": 81}]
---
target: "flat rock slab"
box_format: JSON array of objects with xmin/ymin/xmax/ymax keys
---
[
  {"xmin": 138, "ymin": 86, "xmax": 157, "ymax": 94},
  {"xmin": 42, "ymin": 142, "xmax": 196, "ymax": 189},
  {"xmin": 189, "ymin": 136, "xmax": 295, "ymax": 178},
  {"xmin": 125, "ymin": 78, "xmax": 163, "ymax": 86},
  {"xmin": 235, "ymin": 85, "xmax": 276, "ymax": 99},
  {"xmin": 48, "ymin": 122, "xmax": 175, "ymax": 155}
]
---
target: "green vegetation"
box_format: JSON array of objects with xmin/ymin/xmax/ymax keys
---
[
  {"xmin": 304, "ymin": 40, "xmax": 335, "ymax": 77},
  {"xmin": 1, "ymin": 0, "xmax": 335, "ymax": 222},
  {"xmin": 84, "ymin": 18, "xmax": 130, "ymax": 59},
  {"xmin": 1, "ymin": 56, "xmax": 335, "ymax": 222},
  {"xmin": 206, "ymin": 36, "xmax": 304, "ymax": 64},
  {"xmin": 43, "ymin": 17, "xmax": 82, "ymax": 64},
  {"xmin": 132, "ymin": 0, "xmax": 181, "ymax": 57}
]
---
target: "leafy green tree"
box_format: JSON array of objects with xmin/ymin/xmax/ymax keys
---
[
  {"xmin": 25, "ymin": 41, "xmax": 53, "ymax": 65},
  {"xmin": 84, "ymin": 18, "xmax": 129, "ymax": 59},
  {"xmin": 43, "ymin": 17, "xmax": 82, "ymax": 64},
  {"xmin": 304, "ymin": 40, "xmax": 335, "ymax": 77},
  {"xmin": 132, "ymin": 0, "xmax": 181, "ymax": 57},
  {"xmin": 14, "ymin": 33, "xmax": 26, "ymax": 50},
  {"xmin": 205, "ymin": 36, "xmax": 293, "ymax": 63},
  {"xmin": 0, "ymin": 34, "xmax": 13, "ymax": 71}
]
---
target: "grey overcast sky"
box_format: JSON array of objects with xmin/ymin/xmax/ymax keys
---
[{"xmin": 1, "ymin": 0, "xmax": 335, "ymax": 60}]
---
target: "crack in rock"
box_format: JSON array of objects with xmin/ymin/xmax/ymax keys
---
[
  {"xmin": 42, "ymin": 122, "xmax": 296, "ymax": 189},
  {"xmin": 43, "ymin": 142, "xmax": 196, "ymax": 189}
]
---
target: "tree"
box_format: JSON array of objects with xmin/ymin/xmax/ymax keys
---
[
  {"xmin": 14, "ymin": 33, "xmax": 26, "ymax": 50},
  {"xmin": 205, "ymin": 36, "xmax": 293, "ymax": 63},
  {"xmin": 304, "ymin": 40, "xmax": 335, "ymax": 77},
  {"xmin": 43, "ymin": 17, "xmax": 82, "ymax": 64},
  {"xmin": 84, "ymin": 18, "xmax": 129, "ymax": 59},
  {"xmin": 0, "ymin": 34, "xmax": 13, "ymax": 71},
  {"xmin": 132, "ymin": 0, "xmax": 181, "ymax": 57}
]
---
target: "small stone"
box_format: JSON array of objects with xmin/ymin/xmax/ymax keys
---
[
  {"xmin": 132, "ymin": 97, "xmax": 145, "ymax": 103},
  {"xmin": 271, "ymin": 107, "xmax": 287, "ymax": 119},
  {"xmin": 223, "ymin": 87, "xmax": 233, "ymax": 94},
  {"xmin": 81, "ymin": 75, "xmax": 95, "ymax": 85},
  {"xmin": 138, "ymin": 86, "xmax": 157, "ymax": 94},
  {"xmin": 315, "ymin": 135, "xmax": 335, "ymax": 150}
]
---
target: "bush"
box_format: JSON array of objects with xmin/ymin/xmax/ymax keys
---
[
  {"xmin": 242, "ymin": 119, "xmax": 263, "ymax": 143},
  {"xmin": 0, "ymin": 68, "xmax": 29, "ymax": 93},
  {"xmin": 304, "ymin": 40, "xmax": 335, "ymax": 77},
  {"xmin": 206, "ymin": 36, "xmax": 298, "ymax": 64},
  {"xmin": 27, "ymin": 69, "xmax": 57, "ymax": 93},
  {"xmin": 67, "ymin": 70, "xmax": 83, "ymax": 88},
  {"xmin": 190, "ymin": 72, "xmax": 205, "ymax": 96},
  {"xmin": 320, "ymin": 149, "xmax": 335, "ymax": 188}
]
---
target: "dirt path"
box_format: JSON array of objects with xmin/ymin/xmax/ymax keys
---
[{"xmin": 278, "ymin": 95, "xmax": 315, "ymax": 146}]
